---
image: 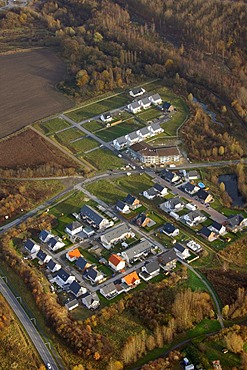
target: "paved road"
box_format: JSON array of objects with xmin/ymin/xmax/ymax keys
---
[{"xmin": 0, "ymin": 277, "xmax": 60, "ymax": 370}]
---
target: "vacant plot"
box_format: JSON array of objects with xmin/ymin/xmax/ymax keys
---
[
  {"xmin": 71, "ymin": 137, "xmax": 99, "ymax": 154},
  {"xmin": 0, "ymin": 49, "xmax": 73, "ymax": 138},
  {"xmin": 55, "ymin": 127, "xmax": 85, "ymax": 145},
  {"xmin": 36, "ymin": 117, "xmax": 71, "ymax": 135},
  {"xmin": 137, "ymin": 107, "xmax": 162, "ymax": 122},
  {"xmin": 95, "ymin": 119, "xmax": 144, "ymax": 142},
  {"xmin": 84, "ymin": 148, "xmax": 124, "ymax": 170},
  {"xmin": 86, "ymin": 179, "xmax": 126, "ymax": 205},
  {"xmin": 0, "ymin": 129, "xmax": 78, "ymax": 169},
  {"xmin": 113, "ymin": 174, "xmax": 154, "ymax": 194},
  {"xmin": 83, "ymin": 120, "xmax": 104, "ymax": 132}
]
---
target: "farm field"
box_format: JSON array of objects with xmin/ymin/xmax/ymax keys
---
[
  {"xmin": 0, "ymin": 49, "xmax": 73, "ymax": 138},
  {"xmin": 0, "ymin": 129, "xmax": 79, "ymax": 170},
  {"xmin": 83, "ymin": 147, "xmax": 124, "ymax": 170}
]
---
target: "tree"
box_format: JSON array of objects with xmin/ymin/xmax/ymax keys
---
[
  {"xmin": 188, "ymin": 93, "xmax": 194, "ymax": 102},
  {"xmin": 225, "ymin": 332, "xmax": 244, "ymax": 353},
  {"xmin": 76, "ymin": 70, "xmax": 89, "ymax": 89},
  {"xmin": 219, "ymin": 182, "xmax": 225, "ymax": 192}
]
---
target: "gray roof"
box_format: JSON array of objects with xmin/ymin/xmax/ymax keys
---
[
  {"xmin": 115, "ymin": 136, "xmax": 127, "ymax": 145},
  {"xmin": 144, "ymin": 260, "xmax": 160, "ymax": 274},
  {"xmin": 139, "ymin": 127, "xmax": 151, "ymax": 136},
  {"xmin": 145, "ymin": 188, "xmax": 157, "ymax": 197},
  {"xmin": 101, "ymin": 223, "xmax": 130, "ymax": 243},
  {"xmin": 140, "ymin": 97, "xmax": 150, "ymax": 105},
  {"xmin": 227, "ymin": 214, "xmax": 244, "ymax": 228},
  {"xmin": 65, "ymin": 299, "xmax": 78, "ymax": 309},
  {"xmin": 83, "ymin": 292, "xmax": 99, "ymax": 305},
  {"xmin": 128, "ymin": 131, "xmax": 139, "ymax": 140},
  {"xmin": 100, "ymin": 283, "xmax": 117, "ymax": 296},
  {"xmin": 129, "ymin": 101, "xmax": 141, "ymax": 110},
  {"xmin": 130, "ymin": 87, "xmax": 144, "ymax": 95},
  {"xmin": 150, "ymin": 93, "xmax": 161, "ymax": 102},
  {"xmin": 158, "ymin": 249, "xmax": 177, "ymax": 265},
  {"xmin": 122, "ymin": 239, "xmax": 152, "ymax": 261},
  {"xmin": 188, "ymin": 170, "xmax": 199, "ymax": 178},
  {"xmin": 102, "ymin": 112, "xmax": 112, "ymax": 119},
  {"xmin": 150, "ymin": 122, "xmax": 162, "ymax": 132},
  {"xmin": 186, "ymin": 210, "xmax": 204, "ymax": 221},
  {"xmin": 66, "ymin": 221, "xmax": 82, "ymax": 231},
  {"xmin": 169, "ymin": 197, "xmax": 184, "ymax": 207},
  {"xmin": 81, "ymin": 205, "xmax": 104, "ymax": 226}
]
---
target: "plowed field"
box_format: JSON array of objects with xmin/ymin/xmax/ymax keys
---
[{"xmin": 0, "ymin": 48, "xmax": 73, "ymax": 138}]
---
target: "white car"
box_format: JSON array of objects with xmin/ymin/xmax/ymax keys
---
[{"xmin": 46, "ymin": 363, "xmax": 52, "ymax": 370}]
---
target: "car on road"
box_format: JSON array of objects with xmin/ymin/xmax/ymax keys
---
[{"xmin": 46, "ymin": 363, "xmax": 52, "ymax": 370}]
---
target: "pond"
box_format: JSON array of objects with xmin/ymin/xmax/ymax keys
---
[
  {"xmin": 218, "ymin": 174, "xmax": 245, "ymax": 207},
  {"xmin": 193, "ymin": 97, "xmax": 223, "ymax": 126}
]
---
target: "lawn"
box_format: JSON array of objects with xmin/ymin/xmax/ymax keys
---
[
  {"xmin": 95, "ymin": 118, "xmax": 144, "ymax": 142},
  {"xmin": 84, "ymin": 148, "xmax": 124, "ymax": 171},
  {"xmin": 83, "ymin": 120, "xmax": 103, "ymax": 132},
  {"xmin": 70, "ymin": 137, "xmax": 99, "ymax": 154},
  {"xmin": 85, "ymin": 179, "xmax": 126, "ymax": 205},
  {"xmin": 137, "ymin": 106, "xmax": 162, "ymax": 122},
  {"xmin": 55, "ymin": 127, "xmax": 85, "ymax": 144},
  {"xmin": 65, "ymin": 93, "xmax": 131, "ymax": 122},
  {"xmin": 113, "ymin": 173, "xmax": 154, "ymax": 194},
  {"xmin": 185, "ymin": 269, "xmax": 209, "ymax": 291},
  {"xmin": 37, "ymin": 117, "xmax": 71, "ymax": 135}
]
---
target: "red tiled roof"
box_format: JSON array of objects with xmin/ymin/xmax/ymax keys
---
[{"xmin": 108, "ymin": 254, "xmax": 124, "ymax": 266}]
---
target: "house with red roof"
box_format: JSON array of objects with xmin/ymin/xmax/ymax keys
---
[{"xmin": 108, "ymin": 254, "xmax": 126, "ymax": 271}]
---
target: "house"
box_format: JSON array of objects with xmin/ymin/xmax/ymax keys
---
[
  {"xmin": 100, "ymin": 112, "xmax": 113, "ymax": 123},
  {"xmin": 36, "ymin": 249, "xmax": 51, "ymax": 264},
  {"xmin": 127, "ymin": 101, "xmax": 142, "ymax": 114},
  {"xmin": 76, "ymin": 256, "xmax": 88, "ymax": 271},
  {"xmin": 174, "ymin": 243, "xmax": 190, "ymax": 259},
  {"xmin": 80, "ymin": 205, "xmax": 110, "ymax": 230},
  {"xmin": 149, "ymin": 93, "xmax": 162, "ymax": 105},
  {"xmin": 153, "ymin": 183, "xmax": 168, "ymax": 196},
  {"xmin": 143, "ymin": 187, "xmax": 157, "ymax": 199},
  {"xmin": 86, "ymin": 267, "xmax": 104, "ymax": 284},
  {"xmin": 108, "ymin": 254, "xmax": 126, "ymax": 271},
  {"xmin": 124, "ymin": 194, "xmax": 140, "ymax": 209},
  {"xmin": 122, "ymin": 271, "xmax": 140, "ymax": 288},
  {"xmin": 183, "ymin": 182, "xmax": 200, "ymax": 195},
  {"xmin": 158, "ymin": 249, "xmax": 177, "ymax": 271},
  {"xmin": 162, "ymin": 222, "xmax": 179, "ymax": 237},
  {"xmin": 112, "ymin": 136, "xmax": 128, "ymax": 150},
  {"xmin": 83, "ymin": 226, "xmax": 95, "ymax": 237},
  {"xmin": 135, "ymin": 213, "xmax": 152, "ymax": 227},
  {"xmin": 129, "ymin": 87, "xmax": 145, "ymax": 98},
  {"xmin": 69, "ymin": 280, "xmax": 87, "ymax": 297},
  {"xmin": 183, "ymin": 210, "xmax": 207, "ymax": 227},
  {"xmin": 100, "ymin": 283, "xmax": 118, "ymax": 299},
  {"xmin": 199, "ymin": 226, "xmax": 218, "ymax": 242},
  {"xmin": 140, "ymin": 260, "xmax": 160, "ymax": 281},
  {"xmin": 127, "ymin": 131, "xmax": 140, "ymax": 145},
  {"xmin": 161, "ymin": 102, "xmax": 175, "ymax": 112},
  {"xmin": 82, "ymin": 292, "xmax": 100, "ymax": 310},
  {"xmin": 24, "ymin": 239, "xmax": 40, "ymax": 256},
  {"xmin": 210, "ymin": 221, "xmax": 226, "ymax": 235},
  {"xmin": 225, "ymin": 214, "xmax": 247, "ymax": 233},
  {"xmin": 47, "ymin": 236, "xmax": 65, "ymax": 252},
  {"xmin": 65, "ymin": 221, "xmax": 83, "ymax": 236},
  {"xmin": 197, "ymin": 189, "xmax": 213, "ymax": 204},
  {"xmin": 66, "ymin": 248, "xmax": 81, "ymax": 262},
  {"xmin": 187, "ymin": 170, "xmax": 199, "ymax": 181},
  {"xmin": 185, "ymin": 203, "xmax": 197, "ymax": 211},
  {"xmin": 121, "ymin": 239, "xmax": 152, "ymax": 263},
  {"xmin": 162, "ymin": 169, "xmax": 180, "ymax": 183},
  {"xmin": 54, "ymin": 268, "xmax": 75, "ymax": 288},
  {"xmin": 138, "ymin": 97, "xmax": 151, "ymax": 109},
  {"xmin": 149, "ymin": 123, "xmax": 164, "ymax": 135},
  {"xmin": 162, "ymin": 197, "xmax": 185, "ymax": 212},
  {"xmin": 129, "ymin": 141, "xmax": 180, "ymax": 165},
  {"xmin": 100, "ymin": 223, "xmax": 134, "ymax": 249},
  {"xmin": 65, "ymin": 299, "xmax": 79, "ymax": 311},
  {"xmin": 138, "ymin": 126, "xmax": 152, "ymax": 139},
  {"xmin": 47, "ymin": 259, "xmax": 61, "ymax": 273},
  {"xmin": 39, "ymin": 230, "xmax": 53, "ymax": 243},
  {"xmin": 116, "ymin": 200, "xmax": 130, "ymax": 214}
]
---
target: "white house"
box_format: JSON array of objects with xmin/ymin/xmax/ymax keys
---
[
  {"xmin": 82, "ymin": 292, "xmax": 100, "ymax": 310},
  {"xmin": 66, "ymin": 248, "xmax": 81, "ymax": 262},
  {"xmin": 36, "ymin": 249, "xmax": 52, "ymax": 264},
  {"xmin": 162, "ymin": 222, "xmax": 180, "ymax": 237},
  {"xmin": 138, "ymin": 126, "xmax": 152, "ymax": 139},
  {"xmin": 108, "ymin": 254, "xmax": 126, "ymax": 271},
  {"xmin": 174, "ymin": 243, "xmax": 190, "ymax": 260},
  {"xmin": 162, "ymin": 197, "xmax": 185, "ymax": 212},
  {"xmin": 183, "ymin": 211, "xmax": 206, "ymax": 227},
  {"xmin": 80, "ymin": 205, "xmax": 111, "ymax": 230},
  {"xmin": 149, "ymin": 123, "xmax": 164, "ymax": 135},
  {"xmin": 149, "ymin": 93, "xmax": 162, "ymax": 105},
  {"xmin": 209, "ymin": 221, "xmax": 226, "ymax": 235},
  {"xmin": 162, "ymin": 169, "xmax": 181, "ymax": 183},
  {"xmin": 128, "ymin": 101, "xmax": 142, "ymax": 114},
  {"xmin": 39, "ymin": 230, "xmax": 53, "ymax": 243},
  {"xmin": 121, "ymin": 239, "xmax": 152, "ymax": 263},
  {"xmin": 143, "ymin": 187, "xmax": 157, "ymax": 200},
  {"xmin": 69, "ymin": 280, "xmax": 87, "ymax": 297},
  {"xmin": 100, "ymin": 283, "xmax": 118, "ymax": 299},
  {"xmin": 65, "ymin": 299, "xmax": 79, "ymax": 311},
  {"xmin": 24, "ymin": 239, "xmax": 40, "ymax": 257},
  {"xmin": 185, "ymin": 203, "xmax": 197, "ymax": 211},
  {"xmin": 47, "ymin": 259, "xmax": 61, "ymax": 273},
  {"xmin": 65, "ymin": 221, "xmax": 83, "ymax": 236},
  {"xmin": 129, "ymin": 87, "xmax": 145, "ymax": 98},
  {"xmin": 54, "ymin": 268, "xmax": 75, "ymax": 288},
  {"xmin": 140, "ymin": 261, "xmax": 160, "ymax": 281},
  {"xmin": 138, "ymin": 97, "xmax": 151, "ymax": 109},
  {"xmin": 100, "ymin": 112, "xmax": 113, "ymax": 123},
  {"xmin": 183, "ymin": 182, "xmax": 200, "ymax": 195},
  {"xmin": 100, "ymin": 223, "xmax": 134, "ymax": 249},
  {"xmin": 112, "ymin": 136, "xmax": 128, "ymax": 150},
  {"xmin": 86, "ymin": 267, "xmax": 104, "ymax": 284},
  {"xmin": 153, "ymin": 183, "xmax": 168, "ymax": 196},
  {"xmin": 127, "ymin": 131, "xmax": 140, "ymax": 145},
  {"xmin": 116, "ymin": 200, "xmax": 130, "ymax": 214},
  {"xmin": 47, "ymin": 236, "xmax": 65, "ymax": 251}
]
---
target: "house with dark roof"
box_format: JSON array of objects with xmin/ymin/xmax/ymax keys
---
[
  {"xmin": 54, "ymin": 268, "xmax": 75, "ymax": 288},
  {"xmin": 80, "ymin": 205, "xmax": 110, "ymax": 230},
  {"xmin": 183, "ymin": 210, "xmax": 207, "ymax": 227},
  {"xmin": 138, "ymin": 97, "xmax": 151, "ymax": 109},
  {"xmin": 36, "ymin": 249, "xmax": 51, "ymax": 264},
  {"xmin": 127, "ymin": 101, "xmax": 142, "ymax": 114},
  {"xmin": 209, "ymin": 221, "xmax": 226, "ymax": 235},
  {"xmin": 161, "ymin": 102, "xmax": 175, "ymax": 112},
  {"xmin": 161, "ymin": 197, "xmax": 185, "ymax": 212},
  {"xmin": 162, "ymin": 222, "xmax": 179, "ymax": 237},
  {"xmin": 197, "ymin": 189, "xmax": 213, "ymax": 204},
  {"xmin": 86, "ymin": 267, "xmax": 104, "ymax": 285},
  {"xmin": 174, "ymin": 243, "xmax": 190, "ymax": 259},
  {"xmin": 39, "ymin": 230, "xmax": 53, "ymax": 243},
  {"xmin": 121, "ymin": 239, "xmax": 153, "ymax": 263},
  {"xmin": 153, "ymin": 183, "xmax": 168, "ymax": 196},
  {"xmin": 135, "ymin": 213, "xmax": 152, "ymax": 228},
  {"xmin": 115, "ymin": 200, "xmax": 130, "ymax": 214},
  {"xmin": 100, "ymin": 112, "xmax": 113, "ymax": 123},
  {"xmin": 47, "ymin": 236, "xmax": 65, "ymax": 251},
  {"xmin": 69, "ymin": 280, "xmax": 87, "ymax": 297},
  {"xmin": 47, "ymin": 259, "xmax": 61, "ymax": 273},
  {"xmin": 162, "ymin": 169, "xmax": 180, "ymax": 183},
  {"xmin": 100, "ymin": 283, "xmax": 118, "ymax": 299},
  {"xmin": 187, "ymin": 170, "xmax": 199, "ymax": 181},
  {"xmin": 225, "ymin": 214, "xmax": 247, "ymax": 233},
  {"xmin": 24, "ymin": 239, "xmax": 40, "ymax": 256},
  {"xmin": 149, "ymin": 93, "xmax": 162, "ymax": 105},
  {"xmin": 199, "ymin": 226, "xmax": 218, "ymax": 242},
  {"xmin": 100, "ymin": 223, "xmax": 134, "ymax": 249},
  {"xmin": 108, "ymin": 254, "xmax": 126, "ymax": 271},
  {"xmin": 65, "ymin": 299, "xmax": 79, "ymax": 311},
  {"xmin": 124, "ymin": 194, "xmax": 140, "ymax": 209},
  {"xmin": 129, "ymin": 87, "xmax": 145, "ymax": 98},
  {"xmin": 183, "ymin": 182, "xmax": 200, "ymax": 195},
  {"xmin": 140, "ymin": 260, "xmax": 160, "ymax": 281},
  {"xmin": 143, "ymin": 187, "xmax": 157, "ymax": 200},
  {"xmin": 76, "ymin": 256, "xmax": 88, "ymax": 271},
  {"xmin": 158, "ymin": 249, "xmax": 177, "ymax": 271},
  {"xmin": 82, "ymin": 292, "xmax": 100, "ymax": 310},
  {"xmin": 65, "ymin": 221, "xmax": 83, "ymax": 236}
]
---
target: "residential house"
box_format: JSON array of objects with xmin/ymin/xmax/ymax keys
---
[
  {"xmin": 65, "ymin": 221, "xmax": 83, "ymax": 236},
  {"xmin": 47, "ymin": 236, "xmax": 65, "ymax": 252},
  {"xmin": 143, "ymin": 187, "xmax": 157, "ymax": 200},
  {"xmin": 129, "ymin": 87, "xmax": 145, "ymax": 98},
  {"xmin": 82, "ymin": 292, "xmax": 100, "ymax": 310},
  {"xmin": 76, "ymin": 256, "xmax": 88, "ymax": 271},
  {"xmin": 149, "ymin": 123, "xmax": 164, "ymax": 135},
  {"xmin": 80, "ymin": 205, "xmax": 110, "ymax": 230},
  {"xmin": 36, "ymin": 249, "xmax": 51, "ymax": 264},
  {"xmin": 197, "ymin": 189, "xmax": 213, "ymax": 204},
  {"xmin": 47, "ymin": 259, "xmax": 61, "ymax": 273},
  {"xmin": 124, "ymin": 194, "xmax": 140, "ymax": 209},
  {"xmin": 122, "ymin": 271, "xmax": 140, "ymax": 289},
  {"xmin": 185, "ymin": 203, "xmax": 197, "ymax": 211},
  {"xmin": 100, "ymin": 223, "xmax": 134, "ymax": 249},
  {"xmin": 138, "ymin": 97, "xmax": 151, "ymax": 109},
  {"xmin": 140, "ymin": 260, "xmax": 160, "ymax": 281},
  {"xmin": 24, "ymin": 239, "xmax": 40, "ymax": 257},
  {"xmin": 149, "ymin": 93, "xmax": 162, "ymax": 105},
  {"xmin": 183, "ymin": 210, "xmax": 207, "ymax": 227},
  {"xmin": 100, "ymin": 283, "xmax": 118, "ymax": 299},
  {"xmin": 187, "ymin": 170, "xmax": 199, "ymax": 181},
  {"xmin": 225, "ymin": 214, "xmax": 247, "ymax": 233},
  {"xmin": 69, "ymin": 280, "xmax": 87, "ymax": 297},
  {"xmin": 200, "ymin": 226, "xmax": 218, "ymax": 242},
  {"xmin": 127, "ymin": 101, "xmax": 142, "ymax": 114},
  {"xmin": 183, "ymin": 182, "xmax": 200, "ymax": 195},
  {"xmin": 66, "ymin": 248, "xmax": 81, "ymax": 262},
  {"xmin": 83, "ymin": 226, "xmax": 95, "ymax": 237},
  {"xmin": 112, "ymin": 136, "xmax": 128, "ymax": 150},
  {"xmin": 86, "ymin": 267, "xmax": 104, "ymax": 284},
  {"xmin": 162, "ymin": 169, "xmax": 181, "ymax": 183},
  {"xmin": 135, "ymin": 213, "xmax": 152, "ymax": 228},
  {"xmin": 162, "ymin": 222, "xmax": 179, "ymax": 237},
  {"xmin": 210, "ymin": 221, "xmax": 226, "ymax": 235},
  {"xmin": 100, "ymin": 112, "xmax": 113, "ymax": 123},
  {"xmin": 121, "ymin": 239, "xmax": 152, "ymax": 263},
  {"xmin": 108, "ymin": 254, "xmax": 126, "ymax": 271},
  {"xmin": 153, "ymin": 183, "xmax": 168, "ymax": 196},
  {"xmin": 39, "ymin": 230, "xmax": 53, "ymax": 243},
  {"xmin": 127, "ymin": 131, "xmax": 140, "ymax": 145},
  {"xmin": 116, "ymin": 200, "xmax": 130, "ymax": 214},
  {"xmin": 138, "ymin": 126, "xmax": 152, "ymax": 140},
  {"xmin": 65, "ymin": 299, "xmax": 79, "ymax": 311},
  {"xmin": 161, "ymin": 102, "xmax": 175, "ymax": 112},
  {"xmin": 161, "ymin": 197, "xmax": 185, "ymax": 212},
  {"xmin": 158, "ymin": 249, "xmax": 177, "ymax": 271},
  {"xmin": 174, "ymin": 243, "xmax": 190, "ymax": 259},
  {"xmin": 54, "ymin": 268, "xmax": 75, "ymax": 288}
]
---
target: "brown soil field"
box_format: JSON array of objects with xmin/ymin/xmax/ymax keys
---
[
  {"xmin": 0, "ymin": 129, "xmax": 78, "ymax": 169},
  {"xmin": 0, "ymin": 48, "xmax": 73, "ymax": 138},
  {"xmin": 201, "ymin": 269, "xmax": 247, "ymax": 305}
]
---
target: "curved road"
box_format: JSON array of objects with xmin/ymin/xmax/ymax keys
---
[{"xmin": 0, "ymin": 277, "xmax": 60, "ymax": 370}]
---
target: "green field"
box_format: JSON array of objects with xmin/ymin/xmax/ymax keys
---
[
  {"xmin": 71, "ymin": 137, "xmax": 99, "ymax": 154},
  {"xmin": 84, "ymin": 148, "xmax": 124, "ymax": 170},
  {"xmin": 113, "ymin": 173, "xmax": 154, "ymax": 194},
  {"xmin": 83, "ymin": 120, "xmax": 104, "ymax": 132},
  {"xmin": 65, "ymin": 93, "xmax": 131, "ymax": 122},
  {"xmin": 137, "ymin": 106, "xmax": 162, "ymax": 122},
  {"xmin": 85, "ymin": 179, "xmax": 126, "ymax": 205},
  {"xmin": 37, "ymin": 117, "xmax": 71, "ymax": 135},
  {"xmin": 95, "ymin": 119, "xmax": 144, "ymax": 142},
  {"xmin": 55, "ymin": 127, "xmax": 85, "ymax": 144}
]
